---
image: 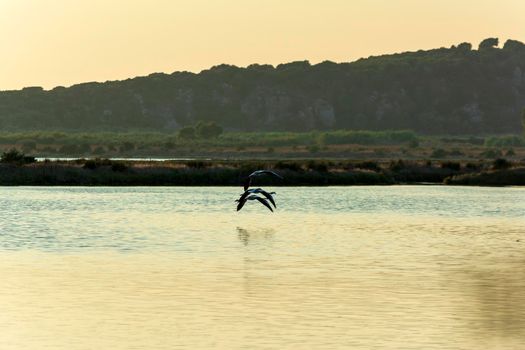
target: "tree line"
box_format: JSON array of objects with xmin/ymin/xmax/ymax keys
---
[{"xmin": 0, "ymin": 38, "xmax": 524, "ymax": 135}]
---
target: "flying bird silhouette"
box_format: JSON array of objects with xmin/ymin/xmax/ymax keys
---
[
  {"xmin": 236, "ymin": 194, "xmax": 274, "ymax": 212},
  {"xmin": 244, "ymin": 170, "xmax": 283, "ymax": 191},
  {"xmin": 238, "ymin": 188, "xmax": 277, "ymax": 208}
]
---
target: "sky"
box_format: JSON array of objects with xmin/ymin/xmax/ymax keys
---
[{"xmin": 0, "ymin": 0, "xmax": 524, "ymax": 90}]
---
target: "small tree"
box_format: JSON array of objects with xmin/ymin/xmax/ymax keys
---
[
  {"xmin": 503, "ymin": 39, "xmax": 525, "ymax": 51},
  {"xmin": 478, "ymin": 37, "xmax": 499, "ymax": 50}
]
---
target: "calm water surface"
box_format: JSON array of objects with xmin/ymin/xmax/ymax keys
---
[{"xmin": 0, "ymin": 186, "xmax": 524, "ymax": 349}]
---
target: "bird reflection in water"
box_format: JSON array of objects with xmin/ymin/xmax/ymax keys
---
[{"xmin": 237, "ymin": 227, "xmax": 275, "ymax": 246}]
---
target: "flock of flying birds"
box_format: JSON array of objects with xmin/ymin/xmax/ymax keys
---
[{"xmin": 236, "ymin": 170, "xmax": 283, "ymax": 212}]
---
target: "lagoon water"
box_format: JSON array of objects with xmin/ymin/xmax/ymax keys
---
[{"xmin": 0, "ymin": 186, "xmax": 524, "ymax": 349}]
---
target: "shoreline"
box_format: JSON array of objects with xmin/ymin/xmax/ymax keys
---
[{"xmin": 0, "ymin": 159, "xmax": 522, "ymax": 187}]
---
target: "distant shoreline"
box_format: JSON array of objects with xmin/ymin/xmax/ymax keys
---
[{"xmin": 0, "ymin": 159, "xmax": 522, "ymax": 187}]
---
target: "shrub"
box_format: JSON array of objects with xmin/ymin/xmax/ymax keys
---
[
  {"xmin": 492, "ymin": 158, "xmax": 512, "ymax": 170},
  {"xmin": 0, "ymin": 148, "xmax": 35, "ymax": 164}
]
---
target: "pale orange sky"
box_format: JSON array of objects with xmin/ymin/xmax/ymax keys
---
[{"xmin": 0, "ymin": 0, "xmax": 523, "ymax": 90}]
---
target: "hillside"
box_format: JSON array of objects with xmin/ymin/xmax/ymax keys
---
[{"xmin": 1, "ymin": 38, "xmax": 524, "ymax": 134}]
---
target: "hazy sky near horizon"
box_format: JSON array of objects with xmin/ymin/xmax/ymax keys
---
[{"xmin": 0, "ymin": 0, "xmax": 524, "ymax": 90}]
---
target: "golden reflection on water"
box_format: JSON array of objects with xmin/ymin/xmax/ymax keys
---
[
  {"xmin": 1, "ymin": 217, "xmax": 524, "ymax": 349},
  {"xmin": 0, "ymin": 187, "xmax": 524, "ymax": 349}
]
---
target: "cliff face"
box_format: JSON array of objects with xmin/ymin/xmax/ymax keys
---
[{"xmin": 1, "ymin": 40, "xmax": 524, "ymax": 134}]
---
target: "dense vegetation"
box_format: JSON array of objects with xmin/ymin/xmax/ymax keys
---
[
  {"xmin": 0, "ymin": 157, "xmax": 522, "ymax": 186},
  {"xmin": 0, "ymin": 129, "xmax": 523, "ymax": 161},
  {"xmin": 1, "ymin": 38, "xmax": 524, "ymax": 135},
  {"xmin": 0, "ymin": 129, "xmax": 418, "ymax": 154}
]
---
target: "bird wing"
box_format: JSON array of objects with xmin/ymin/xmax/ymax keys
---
[
  {"xmin": 261, "ymin": 170, "xmax": 284, "ymax": 179},
  {"xmin": 254, "ymin": 196, "xmax": 274, "ymax": 212},
  {"xmin": 237, "ymin": 190, "xmax": 251, "ymax": 204},
  {"xmin": 249, "ymin": 170, "xmax": 283, "ymax": 179},
  {"xmin": 258, "ymin": 189, "xmax": 277, "ymax": 208}
]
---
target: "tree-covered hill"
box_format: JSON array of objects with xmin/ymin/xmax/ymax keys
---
[{"xmin": 1, "ymin": 38, "xmax": 524, "ymax": 134}]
